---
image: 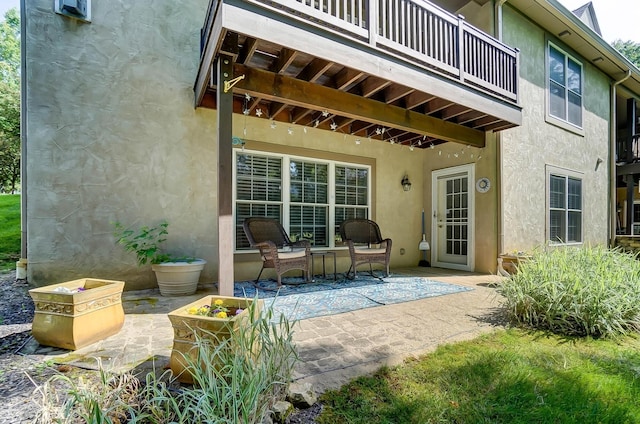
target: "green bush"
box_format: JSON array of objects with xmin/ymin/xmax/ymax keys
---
[
  {"xmin": 36, "ymin": 296, "xmax": 298, "ymax": 423},
  {"xmin": 498, "ymin": 246, "xmax": 640, "ymax": 338}
]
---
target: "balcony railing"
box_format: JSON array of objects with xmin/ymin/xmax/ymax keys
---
[
  {"xmin": 617, "ymin": 134, "xmax": 640, "ymax": 164},
  {"xmin": 203, "ymin": 0, "xmax": 520, "ymax": 102}
]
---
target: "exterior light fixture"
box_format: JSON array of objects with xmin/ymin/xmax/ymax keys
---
[{"xmin": 401, "ymin": 175, "xmax": 412, "ymax": 192}]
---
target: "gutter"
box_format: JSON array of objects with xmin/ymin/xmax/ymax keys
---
[
  {"xmin": 495, "ymin": 0, "xmax": 507, "ymax": 265},
  {"xmin": 18, "ymin": 0, "xmax": 27, "ymax": 279},
  {"xmin": 610, "ymin": 69, "xmax": 632, "ymax": 247}
]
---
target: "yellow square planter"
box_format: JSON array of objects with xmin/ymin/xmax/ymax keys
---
[
  {"xmin": 167, "ymin": 295, "xmax": 263, "ymax": 383},
  {"xmin": 29, "ymin": 278, "xmax": 125, "ymax": 350}
]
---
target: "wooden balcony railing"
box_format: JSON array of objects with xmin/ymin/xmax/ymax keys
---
[
  {"xmin": 617, "ymin": 134, "xmax": 640, "ymax": 164},
  {"xmin": 203, "ymin": 0, "xmax": 520, "ymax": 103}
]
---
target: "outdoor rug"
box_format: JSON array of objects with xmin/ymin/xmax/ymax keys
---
[{"xmin": 234, "ymin": 274, "xmax": 472, "ymax": 321}]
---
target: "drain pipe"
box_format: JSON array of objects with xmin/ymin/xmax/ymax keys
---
[
  {"xmin": 610, "ymin": 69, "xmax": 631, "ymax": 247},
  {"xmin": 495, "ymin": 0, "xmax": 507, "ymax": 263},
  {"xmin": 17, "ymin": 0, "xmax": 27, "ymax": 280}
]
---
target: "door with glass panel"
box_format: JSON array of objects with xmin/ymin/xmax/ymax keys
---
[{"xmin": 431, "ymin": 164, "xmax": 475, "ymax": 271}]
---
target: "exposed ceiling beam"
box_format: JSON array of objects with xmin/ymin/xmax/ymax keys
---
[{"xmin": 229, "ymin": 64, "xmax": 486, "ymax": 147}]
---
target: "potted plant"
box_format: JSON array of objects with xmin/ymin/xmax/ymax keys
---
[
  {"xmin": 113, "ymin": 220, "xmax": 206, "ymax": 296},
  {"xmin": 29, "ymin": 278, "xmax": 125, "ymax": 350},
  {"xmin": 167, "ymin": 295, "xmax": 263, "ymax": 383}
]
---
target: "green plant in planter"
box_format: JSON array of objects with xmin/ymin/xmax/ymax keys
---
[{"xmin": 113, "ymin": 220, "xmax": 177, "ymax": 265}]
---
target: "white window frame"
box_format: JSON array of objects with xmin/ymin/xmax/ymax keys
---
[
  {"xmin": 233, "ymin": 149, "xmax": 372, "ymax": 252},
  {"xmin": 546, "ymin": 42, "xmax": 584, "ymax": 132},
  {"xmin": 546, "ymin": 165, "xmax": 583, "ymax": 245}
]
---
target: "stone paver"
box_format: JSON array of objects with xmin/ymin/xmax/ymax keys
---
[{"xmin": 21, "ymin": 268, "xmax": 504, "ymax": 394}]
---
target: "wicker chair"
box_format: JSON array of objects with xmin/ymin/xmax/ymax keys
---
[
  {"xmin": 339, "ymin": 218, "xmax": 392, "ymax": 279},
  {"xmin": 243, "ymin": 217, "xmax": 311, "ymax": 286}
]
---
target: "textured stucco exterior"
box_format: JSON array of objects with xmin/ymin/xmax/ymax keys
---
[
  {"xmin": 23, "ymin": 1, "xmax": 616, "ymax": 290},
  {"xmin": 23, "ymin": 0, "xmax": 426, "ymax": 289},
  {"xmin": 498, "ymin": 6, "xmax": 610, "ymax": 253}
]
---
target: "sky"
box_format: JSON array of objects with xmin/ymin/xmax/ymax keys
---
[{"xmin": 0, "ymin": 0, "xmax": 637, "ymax": 43}]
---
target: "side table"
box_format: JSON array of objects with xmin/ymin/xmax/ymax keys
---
[{"xmin": 310, "ymin": 251, "xmax": 337, "ymax": 281}]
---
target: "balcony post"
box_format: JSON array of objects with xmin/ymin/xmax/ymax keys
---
[
  {"xmin": 457, "ymin": 14, "xmax": 465, "ymax": 84},
  {"xmin": 368, "ymin": 0, "xmax": 377, "ymax": 47}
]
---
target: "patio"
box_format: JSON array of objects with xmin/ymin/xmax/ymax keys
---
[{"xmin": 20, "ymin": 267, "xmax": 504, "ymax": 394}]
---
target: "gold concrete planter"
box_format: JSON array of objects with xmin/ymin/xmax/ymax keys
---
[
  {"xmin": 29, "ymin": 278, "xmax": 125, "ymax": 350},
  {"xmin": 167, "ymin": 295, "xmax": 262, "ymax": 383}
]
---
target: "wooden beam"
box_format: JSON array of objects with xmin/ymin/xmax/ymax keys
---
[
  {"xmin": 334, "ymin": 67, "xmax": 365, "ymax": 90},
  {"xmin": 404, "ymin": 91, "xmax": 436, "ymax": 110},
  {"xmin": 359, "ymin": 76, "xmax": 392, "ymax": 98},
  {"xmin": 271, "ymin": 48, "xmax": 297, "ymax": 74},
  {"xmin": 297, "ymin": 58, "xmax": 333, "ymax": 82},
  {"xmin": 384, "ymin": 85, "xmax": 415, "ymax": 104},
  {"xmin": 217, "ymin": 55, "xmax": 235, "ymax": 296},
  {"xmin": 238, "ymin": 37, "xmax": 258, "ymax": 64},
  {"xmin": 230, "ymin": 64, "xmax": 485, "ymax": 146}
]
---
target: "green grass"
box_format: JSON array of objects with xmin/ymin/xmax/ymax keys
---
[
  {"xmin": 318, "ymin": 329, "xmax": 640, "ymax": 424},
  {"xmin": 0, "ymin": 194, "xmax": 20, "ymax": 271}
]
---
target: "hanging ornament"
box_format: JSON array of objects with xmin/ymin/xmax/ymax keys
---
[
  {"xmin": 270, "ymin": 120, "xmax": 276, "ymax": 129},
  {"xmin": 287, "ymin": 127, "xmax": 293, "ymax": 135},
  {"xmin": 330, "ymin": 121, "xmax": 338, "ymax": 131},
  {"xmin": 255, "ymin": 108, "xmax": 263, "ymax": 117}
]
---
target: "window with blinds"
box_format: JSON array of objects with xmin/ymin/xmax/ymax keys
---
[
  {"xmin": 549, "ymin": 173, "xmax": 582, "ymax": 244},
  {"xmin": 235, "ymin": 151, "xmax": 370, "ymax": 250}
]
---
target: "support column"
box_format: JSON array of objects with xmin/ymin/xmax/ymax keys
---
[{"xmin": 217, "ymin": 54, "xmax": 234, "ymax": 296}]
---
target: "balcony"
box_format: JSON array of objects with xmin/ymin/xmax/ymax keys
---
[{"xmin": 195, "ymin": 0, "xmax": 522, "ymax": 148}]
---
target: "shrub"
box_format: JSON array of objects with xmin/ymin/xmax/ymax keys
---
[
  {"xmin": 498, "ymin": 246, "xmax": 640, "ymax": 338},
  {"xmin": 35, "ymin": 296, "xmax": 298, "ymax": 423}
]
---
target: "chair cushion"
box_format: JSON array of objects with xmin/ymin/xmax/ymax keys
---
[
  {"xmin": 354, "ymin": 247, "xmax": 386, "ymax": 254},
  {"xmin": 277, "ymin": 248, "xmax": 307, "ymax": 259}
]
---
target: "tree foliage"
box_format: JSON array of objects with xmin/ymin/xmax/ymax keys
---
[
  {"xmin": 0, "ymin": 8, "xmax": 20, "ymax": 193},
  {"xmin": 612, "ymin": 39, "xmax": 640, "ymax": 69}
]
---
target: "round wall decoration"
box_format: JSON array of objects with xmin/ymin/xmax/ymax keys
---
[{"xmin": 476, "ymin": 177, "xmax": 491, "ymax": 193}]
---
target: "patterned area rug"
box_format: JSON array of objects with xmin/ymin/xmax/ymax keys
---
[{"xmin": 234, "ymin": 274, "xmax": 472, "ymax": 321}]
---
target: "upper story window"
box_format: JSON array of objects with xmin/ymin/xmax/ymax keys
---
[
  {"xmin": 547, "ymin": 167, "xmax": 583, "ymax": 244},
  {"xmin": 235, "ymin": 150, "xmax": 371, "ymax": 250},
  {"xmin": 548, "ymin": 43, "xmax": 583, "ymax": 128}
]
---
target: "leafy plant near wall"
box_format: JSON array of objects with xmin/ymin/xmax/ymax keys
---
[{"xmin": 113, "ymin": 220, "xmax": 177, "ymax": 265}]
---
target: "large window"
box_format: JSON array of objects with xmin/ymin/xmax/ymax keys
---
[
  {"xmin": 548, "ymin": 43, "xmax": 583, "ymax": 128},
  {"xmin": 235, "ymin": 150, "xmax": 370, "ymax": 250},
  {"xmin": 548, "ymin": 170, "xmax": 582, "ymax": 244}
]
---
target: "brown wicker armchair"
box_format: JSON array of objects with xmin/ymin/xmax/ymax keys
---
[
  {"xmin": 243, "ymin": 217, "xmax": 311, "ymax": 286},
  {"xmin": 339, "ymin": 219, "xmax": 392, "ymax": 279}
]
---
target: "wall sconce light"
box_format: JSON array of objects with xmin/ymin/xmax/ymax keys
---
[{"xmin": 401, "ymin": 174, "xmax": 412, "ymax": 191}]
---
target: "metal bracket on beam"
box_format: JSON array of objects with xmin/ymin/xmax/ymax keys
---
[{"xmin": 223, "ymin": 75, "xmax": 245, "ymax": 93}]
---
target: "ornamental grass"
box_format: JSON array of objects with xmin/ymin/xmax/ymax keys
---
[
  {"xmin": 498, "ymin": 245, "xmax": 640, "ymax": 338},
  {"xmin": 35, "ymin": 295, "xmax": 297, "ymax": 423}
]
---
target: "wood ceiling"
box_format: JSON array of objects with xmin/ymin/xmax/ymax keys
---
[{"xmin": 198, "ymin": 4, "xmax": 518, "ymax": 150}]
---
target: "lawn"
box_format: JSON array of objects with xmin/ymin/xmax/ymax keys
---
[
  {"xmin": 0, "ymin": 194, "xmax": 20, "ymax": 271},
  {"xmin": 318, "ymin": 329, "xmax": 640, "ymax": 424}
]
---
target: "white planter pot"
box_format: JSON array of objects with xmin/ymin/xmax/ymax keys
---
[{"xmin": 151, "ymin": 259, "xmax": 206, "ymax": 296}]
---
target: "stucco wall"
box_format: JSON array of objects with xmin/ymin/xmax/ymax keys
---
[
  {"xmin": 499, "ymin": 6, "xmax": 611, "ymax": 253},
  {"xmin": 24, "ymin": 1, "xmax": 426, "ymax": 288}
]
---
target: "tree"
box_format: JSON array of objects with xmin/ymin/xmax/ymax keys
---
[
  {"xmin": 0, "ymin": 8, "xmax": 20, "ymax": 193},
  {"xmin": 612, "ymin": 39, "xmax": 640, "ymax": 69}
]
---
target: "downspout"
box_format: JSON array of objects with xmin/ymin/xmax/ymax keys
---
[
  {"xmin": 495, "ymin": 0, "xmax": 507, "ymax": 261},
  {"xmin": 18, "ymin": 0, "xmax": 28, "ymax": 279},
  {"xmin": 610, "ymin": 69, "xmax": 631, "ymax": 247}
]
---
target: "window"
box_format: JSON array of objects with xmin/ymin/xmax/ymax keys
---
[
  {"xmin": 548, "ymin": 43, "xmax": 583, "ymax": 128},
  {"xmin": 235, "ymin": 150, "xmax": 370, "ymax": 250},
  {"xmin": 548, "ymin": 171, "xmax": 582, "ymax": 244}
]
